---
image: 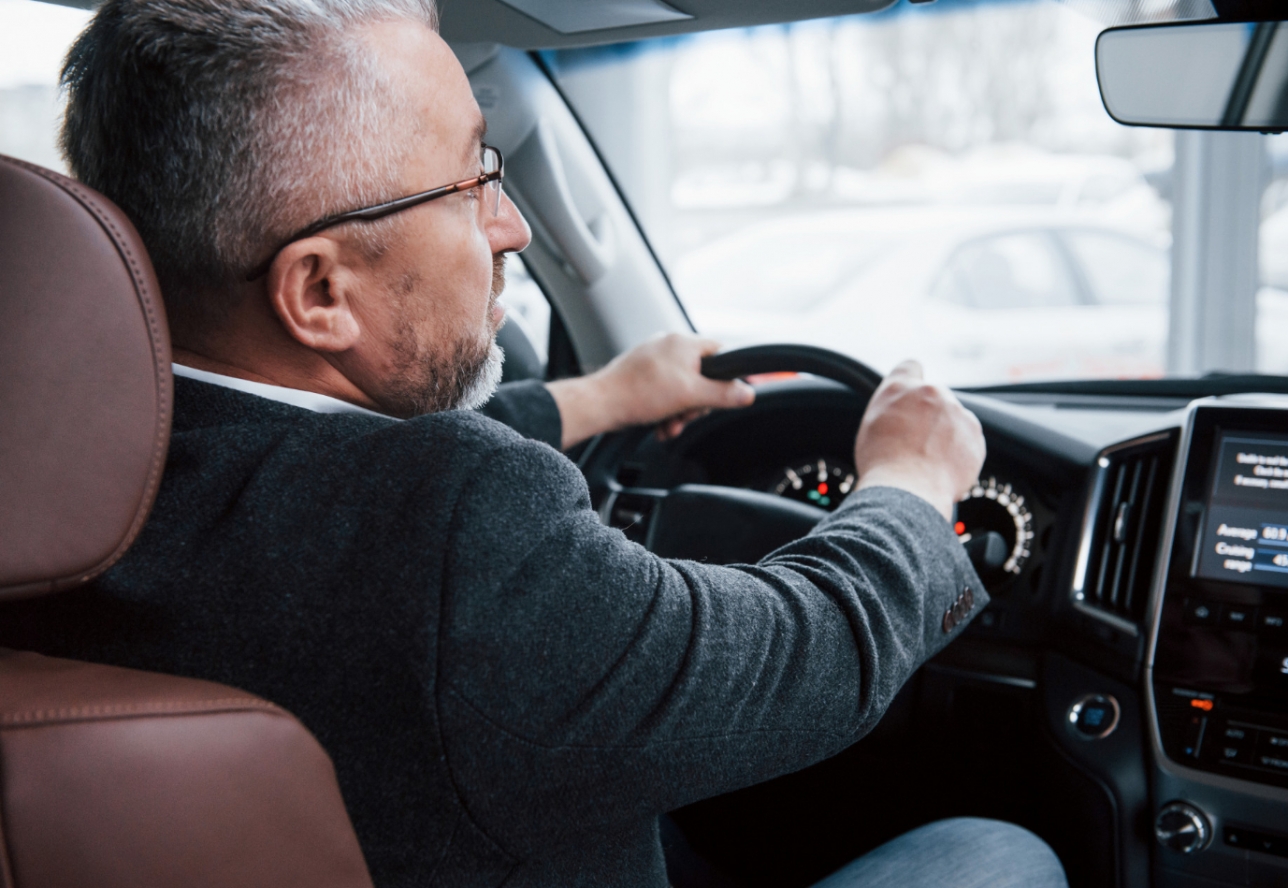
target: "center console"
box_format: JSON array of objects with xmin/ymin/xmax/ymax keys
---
[{"xmin": 1148, "ymin": 399, "xmax": 1288, "ymax": 887}]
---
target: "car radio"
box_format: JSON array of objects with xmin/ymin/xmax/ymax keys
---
[{"xmin": 1152, "ymin": 403, "xmax": 1288, "ymax": 793}]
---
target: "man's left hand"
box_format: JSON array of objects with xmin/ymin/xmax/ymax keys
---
[{"xmin": 547, "ymin": 333, "xmax": 756, "ymax": 450}]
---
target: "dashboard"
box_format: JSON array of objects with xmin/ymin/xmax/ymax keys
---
[{"xmin": 585, "ymin": 377, "xmax": 1288, "ymax": 888}]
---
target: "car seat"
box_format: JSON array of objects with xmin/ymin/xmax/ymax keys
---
[{"xmin": 0, "ymin": 153, "xmax": 374, "ymax": 888}]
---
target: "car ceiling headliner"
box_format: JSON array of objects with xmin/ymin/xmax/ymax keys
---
[
  {"xmin": 437, "ymin": 0, "xmax": 895, "ymax": 49},
  {"xmin": 36, "ymin": 0, "xmax": 898, "ymax": 46},
  {"xmin": 35, "ymin": 0, "xmax": 1223, "ymax": 50}
]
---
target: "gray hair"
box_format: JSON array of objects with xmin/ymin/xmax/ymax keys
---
[{"xmin": 60, "ymin": 0, "xmax": 439, "ymax": 342}]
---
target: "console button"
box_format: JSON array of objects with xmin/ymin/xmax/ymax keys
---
[
  {"xmin": 1227, "ymin": 825, "xmax": 1252, "ymax": 848},
  {"xmin": 1221, "ymin": 605, "xmax": 1259, "ymax": 630},
  {"xmin": 1223, "ymin": 825, "xmax": 1282, "ymax": 855},
  {"xmin": 1184, "ymin": 600, "xmax": 1218, "ymax": 625},
  {"xmin": 1226, "ymin": 825, "xmax": 1288, "ymax": 859},
  {"xmin": 1067, "ymin": 694, "xmax": 1120, "ymax": 739},
  {"xmin": 1255, "ymin": 731, "xmax": 1288, "ymax": 772},
  {"xmin": 1222, "ymin": 724, "xmax": 1252, "ymax": 741},
  {"xmin": 1260, "ymin": 609, "xmax": 1288, "ymax": 638},
  {"xmin": 1255, "ymin": 834, "xmax": 1288, "ymax": 856},
  {"xmin": 1156, "ymin": 802, "xmax": 1212, "ymax": 854},
  {"xmin": 1218, "ymin": 744, "xmax": 1254, "ymax": 764},
  {"xmin": 1215, "ymin": 721, "xmax": 1257, "ymax": 762},
  {"xmin": 1216, "ymin": 723, "xmax": 1257, "ymax": 764}
]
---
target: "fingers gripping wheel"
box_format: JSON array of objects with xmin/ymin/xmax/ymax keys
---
[{"xmin": 584, "ymin": 344, "xmax": 882, "ymax": 565}]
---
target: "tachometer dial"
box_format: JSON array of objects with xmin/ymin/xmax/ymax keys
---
[
  {"xmin": 771, "ymin": 458, "xmax": 856, "ymax": 511},
  {"xmin": 955, "ymin": 476, "xmax": 1035, "ymax": 576}
]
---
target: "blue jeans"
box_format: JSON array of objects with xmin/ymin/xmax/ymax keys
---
[{"xmin": 809, "ymin": 818, "xmax": 1068, "ymax": 888}]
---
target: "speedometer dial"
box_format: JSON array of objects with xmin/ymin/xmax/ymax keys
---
[
  {"xmin": 954, "ymin": 476, "xmax": 1035, "ymax": 576},
  {"xmin": 771, "ymin": 458, "xmax": 856, "ymax": 511}
]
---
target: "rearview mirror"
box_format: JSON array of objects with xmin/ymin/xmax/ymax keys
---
[{"xmin": 1097, "ymin": 21, "xmax": 1288, "ymax": 131}]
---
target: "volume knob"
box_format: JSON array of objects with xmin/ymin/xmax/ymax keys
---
[{"xmin": 1155, "ymin": 802, "xmax": 1211, "ymax": 854}]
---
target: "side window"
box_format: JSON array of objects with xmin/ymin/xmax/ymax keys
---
[
  {"xmin": 936, "ymin": 232, "xmax": 1080, "ymax": 310},
  {"xmin": 496, "ymin": 254, "xmax": 552, "ymax": 382},
  {"xmin": 1063, "ymin": 230, "xmax": 1169, "ymax": 305},
  {"xmin": 0, "ymin": 1, "xmax": 93, "ymax": 171}
]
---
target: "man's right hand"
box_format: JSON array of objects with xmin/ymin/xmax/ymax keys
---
[{"xmin": 853, "ymin": 360, "xmax": 985, "ymax": 521}]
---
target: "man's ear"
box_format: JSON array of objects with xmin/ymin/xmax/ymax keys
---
[{"xmin": 265, "ymin": 237, "xmax": 363, "ymax": 353}]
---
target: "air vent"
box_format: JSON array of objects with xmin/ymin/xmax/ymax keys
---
[{"xmin": 1074, "ymin": 432, "xmax": 1177, "ymax": 631}]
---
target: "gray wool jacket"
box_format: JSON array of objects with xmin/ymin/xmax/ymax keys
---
[{"xmin": 0, "ymin": 377, "xmax": 985, "ymax": 888}]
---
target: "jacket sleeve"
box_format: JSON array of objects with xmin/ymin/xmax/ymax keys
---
[
  {"xmin": 437, "ymin": 435, "xmax": 985, "ymax": 855},
  {"xmin": 474, "ymin": 380, "xmax": 562, "ymax": 449}
]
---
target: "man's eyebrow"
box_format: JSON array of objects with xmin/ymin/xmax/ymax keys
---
[{"xmin": 467, "ymin": 117, "xmax": 487, "ymax": 161}]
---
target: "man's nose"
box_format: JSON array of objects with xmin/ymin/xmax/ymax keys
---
[{"xmin": 488, "ymin": 190, "xmax": 531, "ymax": 255}]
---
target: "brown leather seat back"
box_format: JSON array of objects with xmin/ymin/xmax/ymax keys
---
[
  {"xmin": 0, "ymin": 651, "xmax": 374, "ymax": 888},
  {"xmin": 0, "ymin": 156, "xmax": 170, "ymax": 601},
  {"xmin": 0, "ymin": 155, "xmax": 373, "ymax": 888}
]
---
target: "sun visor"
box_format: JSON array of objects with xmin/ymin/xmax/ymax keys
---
[{"xmin": 1054, "ymin": 0, "xmax": 1216, "ymax": 25}]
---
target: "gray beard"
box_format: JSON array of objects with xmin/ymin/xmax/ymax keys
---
[
  {"xmin": 384, "ymin": 327, "xmax": 504, "ymax": 417},
  {"xmin": 382, "ymin": 256, "xmax": 508, "ymax": 417},
  {"xmin": 453, "ymin": 340, "xmax": 504, "ymax": 411}
]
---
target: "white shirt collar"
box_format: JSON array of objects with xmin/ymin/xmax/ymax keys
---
[{"xmin": 172, "ymin": 363, "xmax": 395, "ymax": 419}]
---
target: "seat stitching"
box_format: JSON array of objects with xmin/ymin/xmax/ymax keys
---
[
  {"xmin": 0, "ymin": 743, "xmax": 15, "ymax": 888},
  {"xmin": 1, "ymin": 697, "xmax": 282, "ymax": 726}
]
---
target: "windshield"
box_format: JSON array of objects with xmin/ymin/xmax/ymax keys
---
[{"xmin": 545, "ymin": 0, "xmax": 1288, "ymax": 387}]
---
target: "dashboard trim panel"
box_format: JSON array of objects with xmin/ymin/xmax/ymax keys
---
[{"xmin": 1144, "ymin": 398, "xmax": 1288, "ymax": 805}]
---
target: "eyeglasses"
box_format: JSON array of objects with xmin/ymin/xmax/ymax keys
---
[{"xmin": 245, "ymin": 144, "xmax": 504, "ymax": 281}]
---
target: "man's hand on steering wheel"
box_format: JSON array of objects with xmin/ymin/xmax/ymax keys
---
[
  {"xmin": 854, "ymin": 360, "xmax": 986, "ymax": 522},
  {"xmin": 547, "ymin": 333, "xmax": 757, "ymax": 450}
]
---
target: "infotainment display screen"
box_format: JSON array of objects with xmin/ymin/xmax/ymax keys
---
[
  {"xmin": 1154, "ymin": 411, "xmax": 1288, "ymax": 791},
  {"xmin": 1195, "ymin": 432, "xmax": 1288, "ymax": 589}
]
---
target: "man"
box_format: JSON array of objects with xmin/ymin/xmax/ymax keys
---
[{"xmin": 1, "ymin": 0, "xmax": 1066, "ymax": 886}]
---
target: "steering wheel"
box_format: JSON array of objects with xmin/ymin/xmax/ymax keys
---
[{"xmin": 581, "ymin": 344, "xmax": 882, "ymax": 565}]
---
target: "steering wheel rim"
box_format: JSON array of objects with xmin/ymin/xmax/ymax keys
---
[
  {"xmin": 698, "ymin": 343, "xmax": 883, "ymax": 397},
  {"xmin": 579, "ymin": 343, "xmax": 882, "ymax": 519}
]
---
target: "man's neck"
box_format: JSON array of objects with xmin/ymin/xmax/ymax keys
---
[
  {"xmin": 171, "ymin": 344, "xmax": 383, "ymax": 412},
  {"xmin": 171, "ymin": 347, "xmax": 281, "ymax": 386}
]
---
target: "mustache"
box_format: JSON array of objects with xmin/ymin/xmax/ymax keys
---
[{"xmin": 491, "ymin": 254, "xmax": 507, "ymax": 300}]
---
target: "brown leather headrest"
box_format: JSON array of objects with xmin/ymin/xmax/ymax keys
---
[{"xmin": 0, "ymin": 155, "xmax": 172, "ymax": 601}]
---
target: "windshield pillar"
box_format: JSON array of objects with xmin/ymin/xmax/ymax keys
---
[{"xmin": 1168, "ymin": 129, "xmax": 1264, "ymax": 374}]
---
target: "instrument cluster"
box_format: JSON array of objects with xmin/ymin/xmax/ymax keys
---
[{"xmin": 767, "ymin": 458, "xmax": 1038, "ymax": 585}]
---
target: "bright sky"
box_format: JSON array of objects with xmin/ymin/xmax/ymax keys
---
[{"xmin": 0, "ymin": 0, "xmax": 92, "ymax": 90}]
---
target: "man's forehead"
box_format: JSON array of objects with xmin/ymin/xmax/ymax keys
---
[{"xmin": 370, "ymin": 20, "xmax": 482, "ymax": 169}]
